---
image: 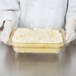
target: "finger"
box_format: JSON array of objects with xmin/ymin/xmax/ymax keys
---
[{"xmin": 66, "ymin": 32, "xmax": 71, "ymax": 43}]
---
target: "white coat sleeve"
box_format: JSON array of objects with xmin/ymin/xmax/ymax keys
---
[
  {"xmin": 0, "ymin": 0, "xmax": 20, "ymax": 28},
  {"xmin": 66, "ymin": 0, "xmax": 76, "ymax": 24}
]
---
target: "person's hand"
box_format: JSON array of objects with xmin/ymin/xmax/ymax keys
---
[
  {"xmin": 0, "ymin": 20, "xmax": 13, "ymax": 44},
  {"xmin": 65, "ymin": 20, "xmax": 76, "ymax": 45}
]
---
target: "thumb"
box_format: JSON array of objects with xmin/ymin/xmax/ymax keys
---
[{"xmin": 66, "ymin": 32, "xmax": 71, "ymax": 42}]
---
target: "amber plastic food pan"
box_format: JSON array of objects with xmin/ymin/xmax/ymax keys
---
[{"xmin": 8, "ymin": 28, "xmax": 65, "ymax": 53}]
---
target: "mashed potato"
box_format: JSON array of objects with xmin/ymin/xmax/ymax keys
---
[{"xmin": 12, "ymin": 28, "xmax": 63, "ymax": 43}]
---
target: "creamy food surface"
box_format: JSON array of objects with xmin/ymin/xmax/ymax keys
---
[{"xmin": 12, "ymin": 28, "xmax": 63, "ymax": 43}]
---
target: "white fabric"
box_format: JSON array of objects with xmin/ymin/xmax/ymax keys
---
[{"xmin": 0, "ymin": 0, "xmax": 76, "ymax": 28}]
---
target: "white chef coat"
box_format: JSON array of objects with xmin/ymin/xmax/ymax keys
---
[{"xmin": 0, "ymin": 0, "xmax": 76, "ymax": 29}]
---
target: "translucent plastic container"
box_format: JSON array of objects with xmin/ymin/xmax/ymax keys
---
[{"xmin": 8, "ymin": 28, "xmax": 65, "ymax": 53}]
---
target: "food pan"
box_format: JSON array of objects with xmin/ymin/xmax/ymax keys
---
[{"xmin": 8, "ymin": 28, "xmax": 65, "ymax": 53}]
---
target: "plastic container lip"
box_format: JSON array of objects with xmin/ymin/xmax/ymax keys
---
[
  {"xmin": 12, "ymin": 42, "xmax": 63, "ymax": 44},
  {"xmin": 11, "ymin": 38, "xmax": 64, "ymax": 44}
]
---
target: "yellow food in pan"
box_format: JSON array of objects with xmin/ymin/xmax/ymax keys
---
[{"xmin": 12, "ymin": 28, "xmax": 63, "ymax": 44}]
